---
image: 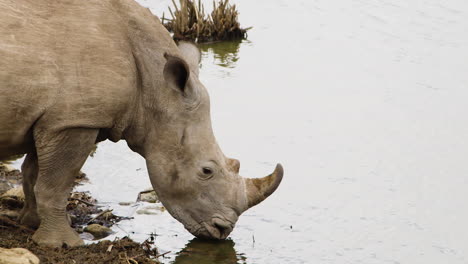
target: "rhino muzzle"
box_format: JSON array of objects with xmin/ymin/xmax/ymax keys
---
[{"xmin": 192, "ymin": 164, "xmax": 284, "ymax": 240}]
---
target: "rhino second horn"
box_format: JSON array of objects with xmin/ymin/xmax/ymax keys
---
[{"xmin": 245, "ymin": 164, "xmax": 284, "ymax": 208}]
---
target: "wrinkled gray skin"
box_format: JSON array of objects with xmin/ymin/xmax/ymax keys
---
[{"xmin": 0, "ymin": 0, "xmax": 283, "ymax": 247}]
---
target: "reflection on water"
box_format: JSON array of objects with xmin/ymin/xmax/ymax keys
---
[
  {"xmin": 172, "ymin": 238, "xmax": 247, "ymax": 264},
  {"xmin": 199, "ymin": 40, "xmax": 246, "ymax": 68}
]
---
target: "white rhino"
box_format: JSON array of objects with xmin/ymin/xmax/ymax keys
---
[{"xmin": 0, "ymin": 0, "xmax": 283, "ymax": 247}]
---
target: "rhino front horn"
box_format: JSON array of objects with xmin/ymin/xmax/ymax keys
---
[{"xmin": 245, "ymin": 164, "xmax": 284, "ymax": 208}]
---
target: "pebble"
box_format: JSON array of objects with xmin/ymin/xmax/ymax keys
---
[
  {"xmin": 0, "ymin": 164, "xmax": 16, "ymax": 173},
  {"xmin": 137, "ymin": 189, "xmax": 159, "ymax": 203},
  {"xmin": 136, "ymin": 209, "xmax": 158, "ymax": 215},
  {"xmin": 79, "ymin": 232, "xmax": 95, "ymax": 241},
  {"xmin": 0, "ymin": 187, "xmax": 24, "ymax": 209},
  {"xmin": 84, "ymin": 224, "xmax": 113, "ymax": 239},
  {"xmin": 0, "ymin": 247, "xmax": 39, "ymax": 264},
  {"xmin": 136, "ymin": 205, "xmax": 165, "ymax": 215},
  {"xmin": 1, "ymin": 186, "xmax": 24, "ymax": 200}
]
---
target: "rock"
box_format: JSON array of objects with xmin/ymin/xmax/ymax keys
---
[
  {"xmin": 0, "ymin": 247, "xmax": 39, "ymax": 264},
  {"xmin": 137, "ymin": 189, "xmax": 159, "ymax": 203},
  {"xmin": 0, "ymin": 187, "xmax": 24, "ymax": 209},
  {"xmin": 0, "ymin": 209, "xmax": 20, "ymax": 219},
  {"xmin": 1, "ymin": 187, "xmax": 24, "ymax": 200},
  {"xmin": 84, "ymin": 224, "xmax": 113, "ymax": 239},
  {"xmin": 136, "ymin": 205, "xmax": 165, "ymax": 215},
  {"xmin": 118, "ymin": 202, "xmax": 132, "ymax": 206},
  {"xmin": 0, "ymin": 164, "xmax": 16, "ymax": 173},
  {"xmin": 79, "ymin": 232, "xmax": 95, "ymax": 241},
  {"xmin": 136, "ymin": 209, "xmax": 158, "ymax": 215}
]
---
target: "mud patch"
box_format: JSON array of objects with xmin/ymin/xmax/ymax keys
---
[{"xmin": 0, "ymin": 221, "xmax": 159, "ymax": 264}]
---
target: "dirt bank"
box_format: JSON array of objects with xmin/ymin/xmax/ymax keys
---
[{"xmin": 0, "ymin": 164, "xmax": 160, "ymax": 264}]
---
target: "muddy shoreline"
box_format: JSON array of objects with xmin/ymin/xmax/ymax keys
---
[{"xmin": 0, "ymin": 163, "xmax": 161, "ymax": 263}]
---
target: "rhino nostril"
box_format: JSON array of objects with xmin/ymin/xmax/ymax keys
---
[
  {"xmin": 212, "ymin": 218, "xmax": 233, "ymax": 239},
  {"xmin": 214, "ymin": 222, "xmax": 227, "ymax": 234}
]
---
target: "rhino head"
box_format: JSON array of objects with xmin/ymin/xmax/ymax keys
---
[{"xmin": 133, "ymin": 42, "xmax": 283, "ymax": 239}]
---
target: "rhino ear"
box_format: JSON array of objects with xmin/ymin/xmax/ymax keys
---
[
  {"xmin": 163, "ymin": 52, "xmax": 190, "ymax": 93},
  {"xmin": 177, "ymin": 41, "xmax": 201, "ymax": 76}
]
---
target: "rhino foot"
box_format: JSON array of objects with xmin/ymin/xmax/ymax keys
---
[
  {"xmin": 32, "ymin": 225, "xmax": 83, "ymax": 248},
  {"xmin": 18, "ymin": 208, "xmax": 40, "ymax": 229}
]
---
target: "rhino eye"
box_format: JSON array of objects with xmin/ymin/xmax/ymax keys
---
[
  {"xmin": 202, "ymin": 167, "xmax": 213, "ymax": 175},
  {"xmin": 199, "ymin": 167, "xmax": 214, "ymax": 180}
]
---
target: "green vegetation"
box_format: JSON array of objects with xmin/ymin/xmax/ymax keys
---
[{"xmin": 162, "ymin": 0, "xmax": 251, "ymax": 43}]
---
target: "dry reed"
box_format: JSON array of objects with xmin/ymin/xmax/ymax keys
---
[{"xmin": 162, "ymin": 0, "xmax": 250, "ymax": 43}]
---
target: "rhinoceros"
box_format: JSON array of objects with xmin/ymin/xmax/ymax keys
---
[{"xmin": 0, "ymin": 0, "xmax": 283, "ymax": 247}]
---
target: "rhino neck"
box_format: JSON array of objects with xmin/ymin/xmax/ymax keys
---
[
  {"xmin": 119, "ymin": 0, "xmax": 179, "ymax": 107},
  {"xmin": 110, "ymin": 0, "xmax": 181, "ymax": 156},
  {"xmin": 119, "ymin": 102, "xmax": 144, "ymax": 155}
]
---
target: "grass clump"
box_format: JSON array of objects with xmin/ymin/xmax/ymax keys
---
[{"xmin": 162, "ymin": 0, "xmax": 251, "ymax": 43}]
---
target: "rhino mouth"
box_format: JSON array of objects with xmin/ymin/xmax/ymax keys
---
[
  {"xmin": 190, "ymin": 217, "xmax": 234, "ymax": 240},
  {"xmin": 206, "ymin": 217, "xmax": 234, "ymax": 239}
]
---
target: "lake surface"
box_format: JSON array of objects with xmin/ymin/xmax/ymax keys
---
[{"xmin": 14, "ymin": 0, "xmax": 468, "ymax": 263}]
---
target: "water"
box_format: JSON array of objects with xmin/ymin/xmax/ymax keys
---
[{"xmin": 13, "ymin": 0, "xmax": 468, "ymax": 263}]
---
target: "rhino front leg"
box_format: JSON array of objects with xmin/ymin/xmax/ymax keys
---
[
  {"xmin": 32, "ymin": 128, "xmax": 98, "ymax": 247},
  {"xmin": 18, "ymin": 151, "xmax": 40, "ymax": 228}
]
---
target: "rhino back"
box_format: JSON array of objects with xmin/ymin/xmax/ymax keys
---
[{"xmin": 0, "ymin": 0, "xmax": 166, "ymax": 154}]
